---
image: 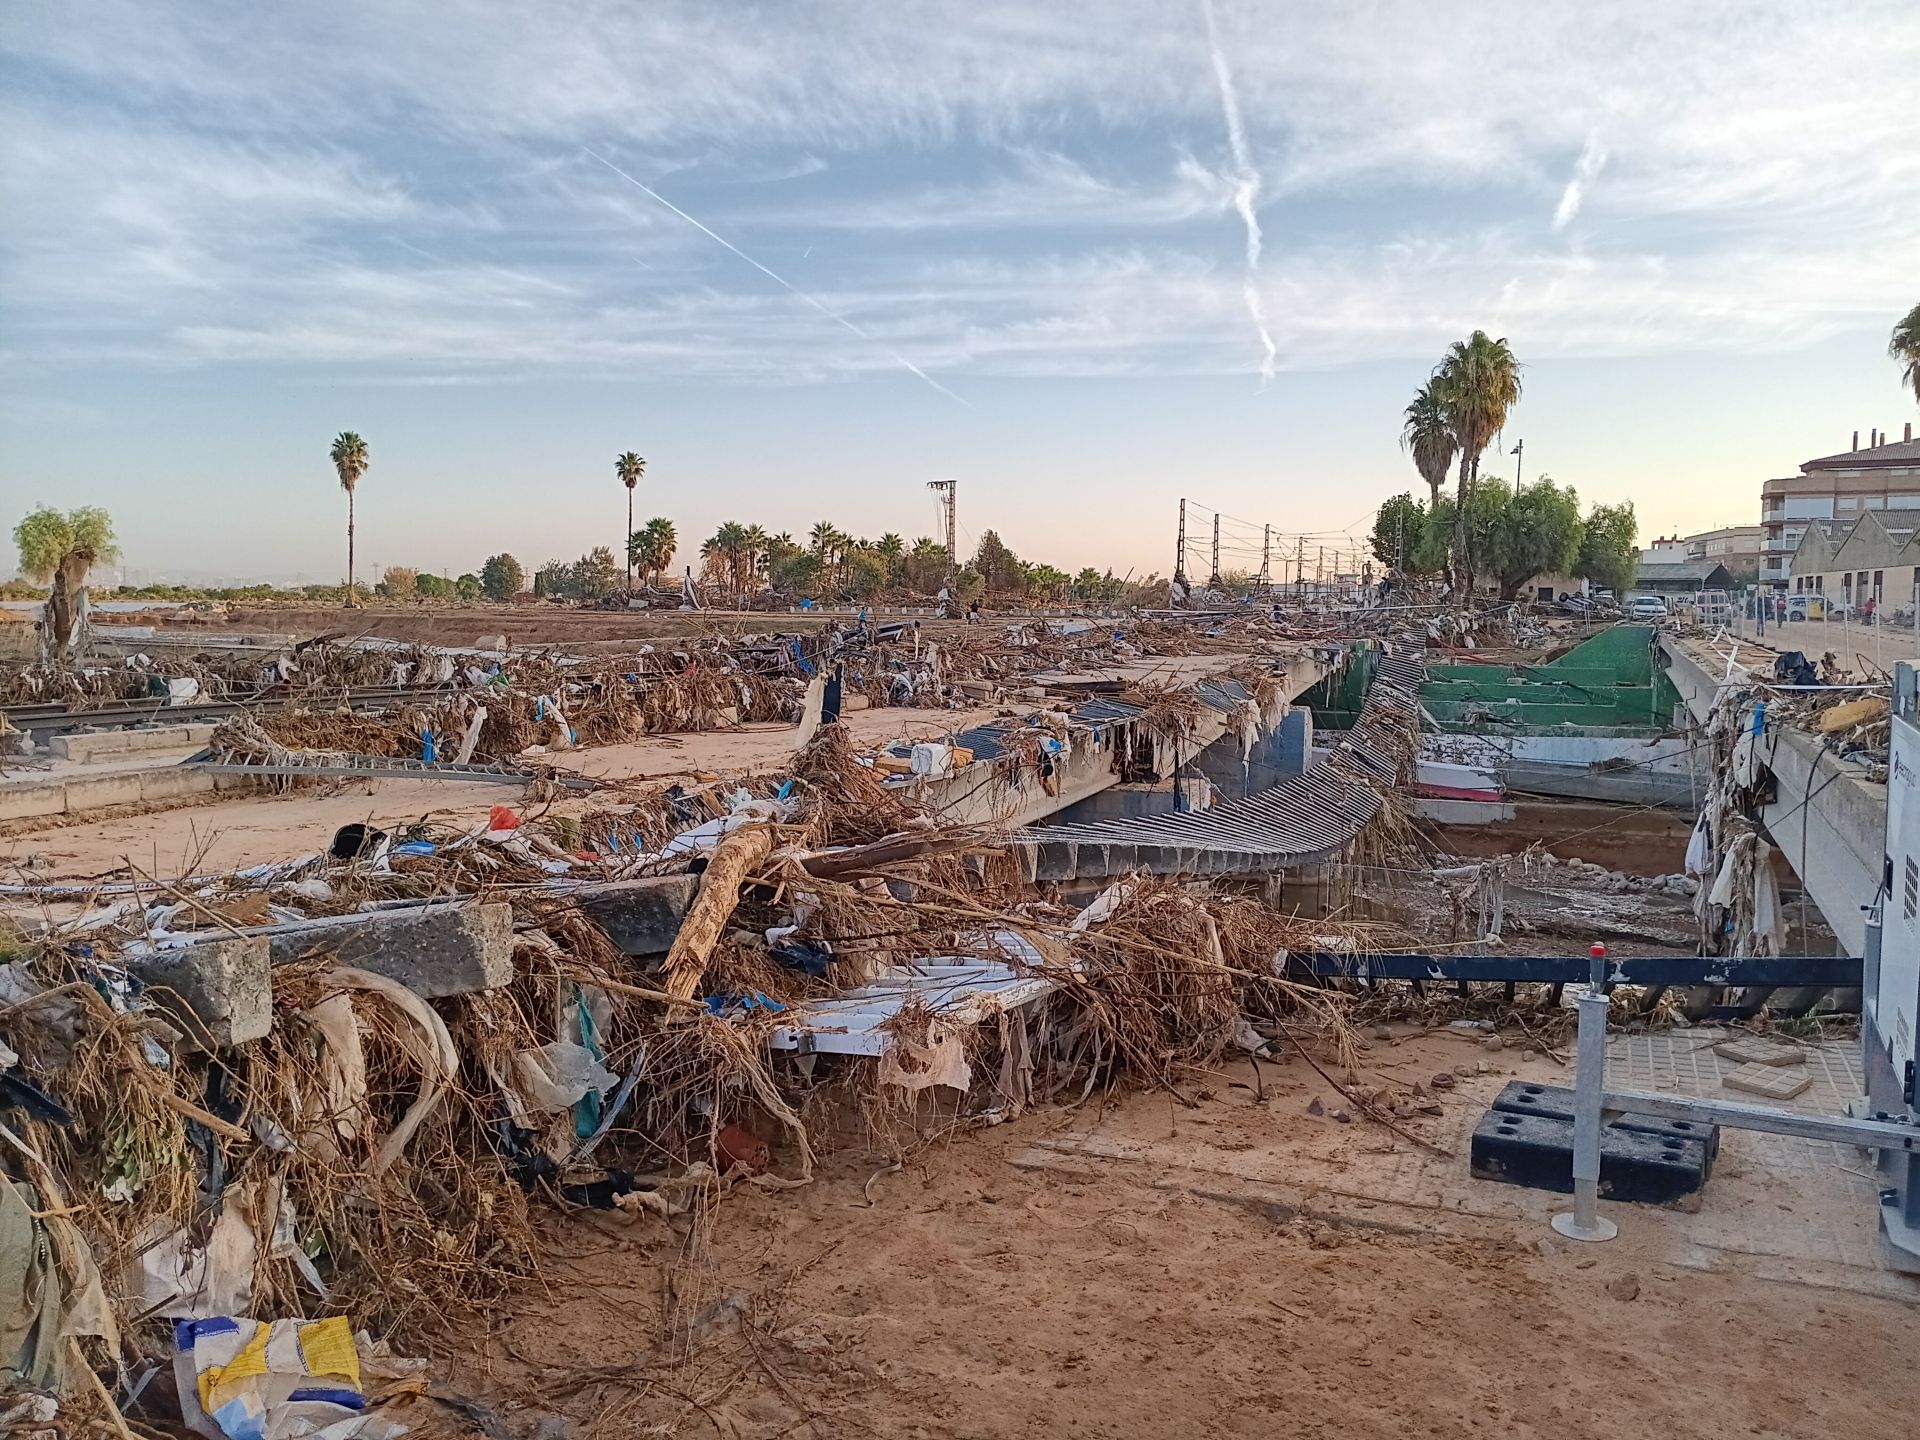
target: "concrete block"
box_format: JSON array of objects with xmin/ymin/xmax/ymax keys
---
[
  {"xmin": 60, "ymin": 773, "xmax": 146, "ymax": 811},
  {"xmin": 133, "ymin": 936, "xmax": 274, "ymax": 1047},
  {"xmin": 263, "ymin": 901, "xmax": 514, "ymax": 997},
  {"xmin": 0, "ymin": 780, "xmax": 67, "ymax": 821},
  {"xmin": 1721, "ymin": 1062, "xmax": 1812, "ymax": 1101},
  {"xmin": 140, "ymin": 768, "xmax": 218, "ymax": 803},
  {"xmin": 570, "ymin": 874, "xmax": 699, "ymax": 956},
  {"xmin": 1711, "ymin": 1035, "xmax": 1805, "ymax": 1068}
]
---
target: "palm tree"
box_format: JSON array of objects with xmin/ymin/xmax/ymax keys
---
[
  {"xmin": 330, "ymin": 432, "xmax": 370, "ymax": 606},
  {"xmin": 629, "ymin": 516, "xmax": 676, "ymax": 587},
  {"xmin": 1891, "ymin": 302, "xmax": 1920, "ymax": 407},
  {"xmin": 615, "ymin": 452, "xmax": 646, "ymax": 593},
  {"xmin": 876, "ymin": 532, "xmax": 905, "ymax": 582},
  {"xmin": 1400, "ymin": 382, "xmax": 1458, "ymax": 510},
  {"xmin": 741, "ymin": 524, "xmax": 768, "ymax": 589},
  {"xmin": 702, "ymin": 522, "xmax": 754, "ymax": 594},
  {"xmin": 1433, "ymin": 332, "xmax": 1521, "ymax": 590}
]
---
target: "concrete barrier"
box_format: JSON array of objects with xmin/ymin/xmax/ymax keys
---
[{"xmin": 51, "ymin": 724, "xmax": 218, "ymax": 763}]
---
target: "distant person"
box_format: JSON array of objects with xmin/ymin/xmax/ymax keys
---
[
  {"xmin": 1863, "ymin": 595, "xmax": 1876, "ymax": 625},
  {"xmin": 965, "ymin": 600, "xmax": 983, "ymax": 626},
  {"xmin": 1754, "ymin": 593, "xmax": 1765, "ymax": 636}
]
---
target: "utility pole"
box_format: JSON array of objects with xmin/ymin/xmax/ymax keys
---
[
  {"xmin": 926, "ymin": 479, "xmax": 957, "ymax": 565},
  {"xmin": 1261, "ymin": 525, "xmax": 1271, "ymax": 588},
  {"xmin": 1512, "ymin": 439, "xmax": 1524, "ymax": 491},
  {"xmin": 1175, "ymin": 498, "xmax": 1188, "ymax": 580},
  {"xmin": 1209, "ymin": 513, "xmax": 1222, "ymax": 589},
  {"xmin": 1294, "ymin": 536, "xmax": 1305, "ymax": 601}
]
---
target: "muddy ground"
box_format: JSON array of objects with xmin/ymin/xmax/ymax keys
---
[{"xmin": 419, "ymin": 1034, "xmax": 1916, "ymax": 1440}]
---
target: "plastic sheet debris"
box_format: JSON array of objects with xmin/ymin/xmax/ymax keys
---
[{"xmin": 173, "ymin": 1315, "xmax": 409, "ymax": 1440}]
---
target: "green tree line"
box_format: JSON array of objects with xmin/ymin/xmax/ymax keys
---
[{"xmin": 1370, "ymin": 481, "xmax": 1638, "ymax": 600}]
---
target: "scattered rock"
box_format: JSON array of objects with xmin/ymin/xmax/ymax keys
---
[
  {"xmin": 1606, "ymin": 1273, "xmax": 1641, "ymax": 1302},
  {"xmin": 1329, "ymin": 1107, "xmax": 1353, "ymax": 1124},
  {"xmin": 1429, "ymin": 1072, "xmax": 1458, "ymax": 1091},
  {"xmin": 1371, "ymin": 1024, "xmax": 1393, "ymax": 1041},
  {"xmin": 1452, "ymin": 1064, "xmax": 1476, "ymax": 1078},
  {"xmin": 1482, "ymin": 1035, "xmax": 1505, "ymax": 1052},
  {"xmin": 1306, "ymin": 1096, "xmax": 1325, "ymax": 1116},
  {"xmin": 1575, "ymin": 1258, "xmax": 1597, "ymax": 1270},
  {"xmin": 1416, "ymin": 1100, "xmax": 1444, "ymax": 1116}
]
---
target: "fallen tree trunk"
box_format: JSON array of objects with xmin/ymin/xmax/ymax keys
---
[{"xmin": 660, "ymin": 823, "xmax": 776, "ymax": 1000}]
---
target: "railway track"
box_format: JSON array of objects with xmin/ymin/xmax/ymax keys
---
[{"xmin": 5, "ymin": 685, "xmax": 430, "ymax": 735}]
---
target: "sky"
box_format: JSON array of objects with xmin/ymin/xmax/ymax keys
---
[{"xmin": 3, "ymin": 1, "xmax": 1919, "ymax": 584}]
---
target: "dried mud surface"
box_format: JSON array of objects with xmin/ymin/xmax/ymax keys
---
[{"xmin": 429, "ymin": 1039, "xmax": 1918, "ymax": 1440}]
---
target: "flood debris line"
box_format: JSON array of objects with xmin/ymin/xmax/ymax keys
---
[{"xmin": 2, "ymin": 680, "xmax": 1441, "ymax": 1435}]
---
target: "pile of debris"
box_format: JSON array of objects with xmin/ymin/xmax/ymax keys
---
[{"xmin": 2, "ymin": 706, "xmax": 1422, "ymax": 1437}]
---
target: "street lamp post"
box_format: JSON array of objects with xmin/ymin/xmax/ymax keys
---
[{"xmin": 1511, "ymin": 439, "xmax": 1524, "ymax": 490}]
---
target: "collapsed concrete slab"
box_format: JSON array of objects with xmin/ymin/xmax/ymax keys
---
[
  {"xmin": 130, "ymin": 935, "xmax": 273, "ymax": 1048},
  {"xmin": 261, "ymin": 900, "xmax": 515, "ymax": 998},
  {"xmin": 565, "ymin": 874, "xmax": 700, "ymax": 957}
]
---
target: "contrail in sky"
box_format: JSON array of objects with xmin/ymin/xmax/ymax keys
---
[
  {"xmin": 586, "ymin": 148, "xmax": 970, "ymax": 408},
  {"xmin": 1201, "ymin": 0, "xmax": 1277, "ymax": 385}
]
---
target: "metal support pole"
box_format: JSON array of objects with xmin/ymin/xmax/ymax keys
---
[
  {"xmin": 1553, "ymin": 942, "xmax": 1618, "ymax": 1242},
  {"xmin": 1210, "ymin": 513, "xmax": 1222, "ymax": 589}
]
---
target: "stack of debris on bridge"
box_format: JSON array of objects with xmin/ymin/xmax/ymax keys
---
[{"xmin": 1010, "ymin": 650, "xmax": 1422, "ymax": 878}]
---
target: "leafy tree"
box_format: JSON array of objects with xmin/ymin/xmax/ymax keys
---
[
  {"xmin": 534, "ymin": 558, "xmax": 577, "ymax": 599},
  {"xmin": 628, "ymin": 517, "xmax": 676, "ymax": 587},
  {"xmin": 380, "ymin": 565, "xmax": 418, "ymax": 600},
  {"xmin": 329, "ymin": 432, "xmax": 369, "ymax": 607},
  {"xmin": 615, "ymin": 452, "xmax": 646, "ymax": 592},
  {"xmin": 415, "ymin": 572, "xmax": 455, "ymax": 598},
  {"xmin": 13, "ymin": 504, "xmax": 118, "ymax": 653},
  {"xmin": 480, "ymin": 553, "xmax": 525, "ymax": 602},
  {"xmin": 1400, "ymin": 383, "xmax": 1458, "ymax": 510},
  {"xmin": 875, "ymin": 532, "xmax": 905, "ymax": 581},
  {"xmin": 1484, "ymin": 477, "xmax": 1583, "ymax": 600},
  {"xmin": 1576, "ymin": 501, "xmax": 1639, "ymax": 594},
  {"xmin": 1074, "ymin": 566, "xmax": 1103, "ymax": 597},
  {"xmin": 767, "ymin": 544, "xmax": 821, "ymax": 592},
  {"xmin": 456, "ymin": 573, "xmax": 482, "ymax": 600},
  {"xmin": 904, "ymin": 536, "xmax": 950, "ymax": 593},
  {"xmin": 843, "ymin": 548, "xmax": 890, "ymax": 598},
  {"xmin": 1370, "ymin": 493, "xmax": 1427, "ymax": 571},
  {"xmin": 971, "ymin": 530, "xmax": 1021, "ymax": 592},
  {"xmin": 1891, "ymin": 302, "xmax": 1920, "ymax": 406},
  {"xmin": 576, "ymin": 546, "xmax": 622, "ymax": 600},
  {"xmin": 1432, "ymin": 333, "xmax": 1521, "ymax": 588}
]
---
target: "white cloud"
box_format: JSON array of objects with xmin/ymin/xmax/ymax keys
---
[
  {"xmin": 1552, "ymin": 135, "xmax": 1608, "ymax": 231},
  {"xmin": 3, "ymin": 1, "xmax": 1918, "ymax": 386}
]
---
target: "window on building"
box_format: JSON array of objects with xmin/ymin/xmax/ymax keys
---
[
  {"xmin": 1874, "ymin": 570, "xmax": 1884, "ymax": 598},
  {"xmin": 1837, "ymin": 497, "xmax": 1858, "ymax": 511},
  {"xmin": 1784, "ymin": 498, "xmax": 1835, "ymax": 519}
]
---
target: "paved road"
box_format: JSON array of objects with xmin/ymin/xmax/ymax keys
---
[{"xmin": 1722, "ymin": 612, "xmax": 1917, "ymax": 678}]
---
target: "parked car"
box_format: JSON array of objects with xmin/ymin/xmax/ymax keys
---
[
  {"xmin": 1785, "ymin": 594, "xmax": 1852, "ymax": 622},
  {"xmin": 1625, "ymin": 594, "xmax": 1669, "ymax": 620}
]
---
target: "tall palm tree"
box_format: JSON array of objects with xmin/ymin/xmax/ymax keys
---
[
  {"xmin": 1400, "ymin": 382, "xmax": 1458, "ymax": 511},
  {"xmin": 1891, "ymin": 302, "xmax": 1920, "ymax": 407},
  {"xmin": 876, "ymin": 532, "xmax": 905, "ymax": 582},
  {"xmin": 741, "ymin": 524, "xmax": 768, "ymax": 589},
  {"xmin": 329, "ymin": 432, "xmax": 370, "ymax": 606},
  {"xmin": 1433, "ymin": 332, "xmax": 1522, "ymax": 590},
  {"xmin": 615, "ymin": 452, "xmax": 646, "ymax": 593}
]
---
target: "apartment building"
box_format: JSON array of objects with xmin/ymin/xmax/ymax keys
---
[{"xmin": 1760, "ymin": 426, "xmax": 1920, "ymax": 589}]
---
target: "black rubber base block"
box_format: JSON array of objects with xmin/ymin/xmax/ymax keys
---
[
  {"xmin": 1470, "ymin": 1110, "xmax": 1709, "ymax": 1206},
  {"xmin": 1490, "ymin": 1080, "xmax": 1721, "ymax": 1175}
]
